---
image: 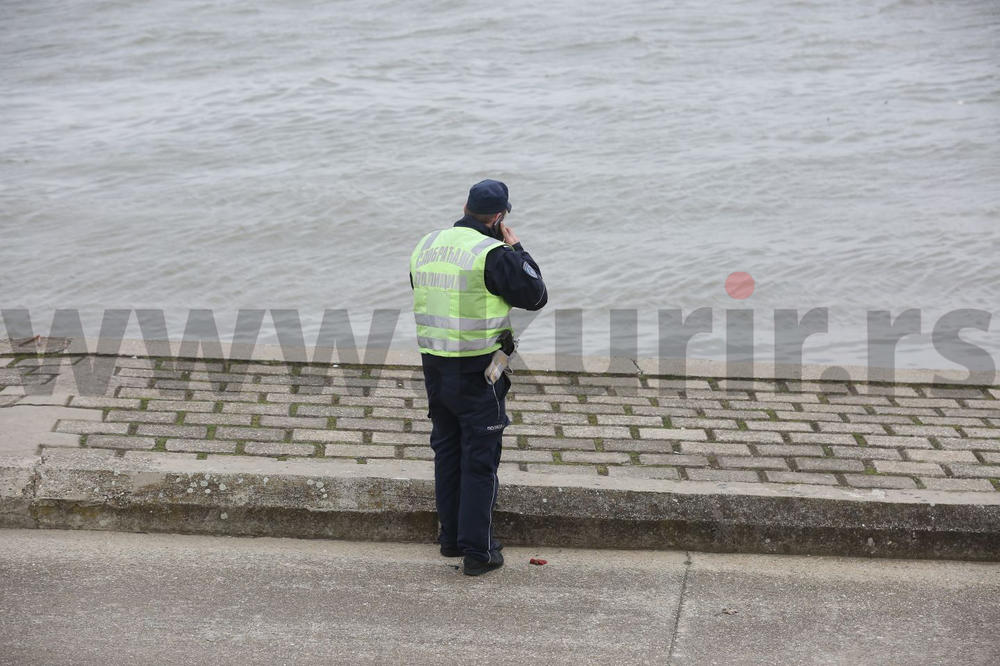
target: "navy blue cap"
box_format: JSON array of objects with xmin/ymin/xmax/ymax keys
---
[{"xmin": 466, "ymin": 179, "xmax": 512, "ymax": 215}]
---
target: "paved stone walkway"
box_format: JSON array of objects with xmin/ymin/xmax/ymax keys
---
[{"xmin": 1, "ymin": 354, "xmax": 998, "ymax": 493}]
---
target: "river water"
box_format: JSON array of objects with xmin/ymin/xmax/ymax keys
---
[{"xmin": 2, "ymin": 0, "xmax": 998, "ymax": 370}]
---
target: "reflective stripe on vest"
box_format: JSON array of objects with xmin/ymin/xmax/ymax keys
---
[{"xmin": 410, "ymin": 227, "xmax": 513, "ymax": 358}]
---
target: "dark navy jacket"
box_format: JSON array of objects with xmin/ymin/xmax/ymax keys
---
[{"xmin": 411, "ymin": 215, "xmax": 548, "ymax": 371}]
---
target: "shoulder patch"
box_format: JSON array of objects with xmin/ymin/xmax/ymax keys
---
[{"xmin": 522, "ymin": 261, "xmax": 539, "ymax": 279}]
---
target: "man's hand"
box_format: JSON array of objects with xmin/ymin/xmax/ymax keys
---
[{"xmin": 500, "ymin": 223, "xmax": 519, "ymax": 246}]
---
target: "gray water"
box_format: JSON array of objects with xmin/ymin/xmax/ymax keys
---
[{"xmin": 2, "ymin": 0, "xmax": 998, "ymax": 369}]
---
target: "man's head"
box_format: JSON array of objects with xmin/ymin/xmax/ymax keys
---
[{"xmin": 465, "ymin": 179, "xmax": 512, "ymax": 227}]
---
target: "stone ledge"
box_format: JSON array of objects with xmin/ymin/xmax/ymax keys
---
[{"xmin": 1, "ymin": 449, "xmax": 997, "ymax": 561}]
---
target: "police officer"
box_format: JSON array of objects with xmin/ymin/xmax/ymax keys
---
[{"xmin": 409, "ymin": 179, "xmax": 547, "ymax": 576}]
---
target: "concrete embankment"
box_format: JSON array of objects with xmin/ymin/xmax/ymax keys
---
[{"xmin": 1, "ymin": 345, "xmax": 998, "ymax": 560}]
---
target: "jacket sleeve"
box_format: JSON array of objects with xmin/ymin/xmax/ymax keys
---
[{"xmin": 483, "ymin": 243, "xmax": 548, "ymax": 311}]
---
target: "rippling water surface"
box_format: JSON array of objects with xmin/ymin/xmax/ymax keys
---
[{"xmin": 1, "ymin": 0, "xmax": 998, "ymax": 368}]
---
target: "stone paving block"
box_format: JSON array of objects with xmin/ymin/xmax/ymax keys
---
[
  {"xmin": 292, "ymin": 429, "xmax": 364, "ymax": 444},
  {"xmin": 874, "ymin": 461, "xmax": 946, "ymax": 477},
  {"xmin": 402, "ymin": 447, "xmax": 435, "ymax": 460},
  {"xmin": 638, "ymin": 453, "xmax": 709, "ymax": 466},
  {"xmin": 560, "ymin": 451, "xmax": 631, "ymax": 464},
  {"xmin": 717, "ymin": 379, "xmax": 780, "ymax": 391},
  {"xmin": 524, "ymin": 463, "xmax": 598, "ymax": 476},
  {"xmin": 687, "ymin": 390, "xmax": 751, "ymax": 401},
  {"xmin": 263, "ymin": 393, "xmax": 338, "ymax": 406},
  {"xmin": 843, "ymin": 474, "xmax": 917, "ymax": 489},
  {"xmin": 215, "ymin": 426, "xmax": 286, "ymax": 442},
  {"xmin": 718, "ymin": 456, "xmax": 788, "ymax": 470},
  {"xmin": 602, "ymin": 439, "xmax": 677, "ymax": 454},
  {"xmin": 182, "ymin": 413, "xmax": 254, "ymax": 426},
  {"xmin": 827, "ymin": 396, "xmax": 891, "ymax": 406},
  {"xmin": 504, "ymin": 425, "xmax": 557, "ymax": 437},
  {"xmin": 118, "ymin": 388, "xmax": 187, "ymax": 400},
  {"xmin": 948, "ymin": 463, "xmax": 1000, "ymax": 478},
  {"xmin": 55, "ymin": 420, "xmax": 130, "ymax": 435},
  {"xmin": 578, "ymin": 375, "xmax": 642, "ymax": 388},
  {"xmin": 988, "ymin": 388, "xmax": 1000, "ymax": 400},
  {"xmin": 586, "ymin": 395, "xmax": 655, "ymax": 405},
  {"xmin": 562, "ymin": 425, "xmax": 631, "ymax": 439},
  {"xmin": 244, "ymin": 442, "xmax": 317, "ymax": 457},
  {"xmin": 713, "ymin": 430, "xmax": 783, "ymax": 444},
  {"xmin": 871, "ymin": 406, "xmax": 939, "ymax": 416},
  {"xmin": 923, "ymin": 387, "xmax": 988, "ymax": 399},
  {"xmin": 86, "ymin": 435, "xmax": 156, "ymax": 450},
  {"xmin": 963, "ymin": 428, "xmax": 1000, "ymax": 439},
  {"xmin": 755, "ymin": 393, "xmax": 820, "ymax": 404},
  {"xmin": 661, "ymin": 398, "xmax": 727, "ymax": 410},
  {"xmin": 847, "ymin": 414, "xmax": 916, "ymax": 425},
  {"xmin": 112, "ymin": 358, "xmax": 158, "ymax": 369},
  {"xmin": 795, "ymin": 458, "xmax": 865, "ymax": 473},
  {"xmin": 330, "ymin": 419, "xmax": 404, "ymax": 433},
  {"xmin": 853, "ymin": 385, "xmax": 919, "ymax": 397},
  {"xmin": 595, "ymin": 414, "xmax": 664, "ymax": 427},
  {"xmin": 606, "ymin": 466, "xmax": 681, "ymax": 480},
  {"xmin": 773, "ymin": 411, "xmax": 844, "ymax": 422},
  {"xmin": 765, "ymin": 471, "xmax": 840, "ymax": 485},
  {"xmin": 701, "ymin": 409, "xmax": 772, "ymax": 420},
  {"xmin": 942, "ymin": 407, "xmax": 1000, "ymax": 419},
  {"xmin": 520, "ymin": 412, "xmax": 590, "ymax": 425},
  {"xmin": 918, "ymin": 416, "xmax": 988, "ymax": 427},
  {"xmin": 190, "ymin": 390, "xmax": 259, "ymax": 403},
  {"xmin": 554, "ymin": 403, "xmax": 626, "ymax": 415},
  {"xmin": 804, "ymin": 403, "xmax": 868, "ymax": 414},
  {"xmin": 648, "ymin": 378, "xmax": 713, "ymax": 391},
  {"xmin": 785, "ymin": 382, "xmax": 850, "ymax": 394},
  {"xmin": 725, "ymin": 401, "xmax": 795, "ymax": 411},
  {"xmin": 136, "ymin": 424, "xmax": 208, "ymax": 438},
  {"xmin": 746, "ymin": 421, "xmax": 814, "ymax": 432},
  {"xmin": 828, "ymin": 446, "xmax": 902, "ymax": 460},
  {"xmin": 787, "ymin": 432, "xmax": 857, "ymax": 446},
  {"xmin": 117, "ymin": 368, "xmax": 184, "ymax": 379},
  {"xmin": 220, "ymin": 403, "xmax": 288, "ymax": 416},
  {"xmin": 259, "ymin": 416, "xmax": 328, "ymax": 429},
  {"xmin": 106, "ymin": 410, "xmax": 177, "ymax": 424},
  {"xmin": 891, "ymin": 425, "xmax": 961, "ymax": 438},
  {"xmin": 894, "ymin": 398, "xmax": 961, "ymax": 408},
  {"xmin": 817, "ymin": 422, "xmax": 888, "ymax": 434},
  {"xmin": 541, "ymin": 385, "xmax": 610, "ymax": 397},
  {"xmin": 499, "ymin": 449, "xmax": 554, "ymax": 463},
  {"xmin": 338, "ymin": 396, "xmax": 408, "ymax": 408},
  {"xmin": 523, "ymin": 437, "xmax": 596, "ymax": 451},
  {"xmin": 670, "ymin": 418, "xmax": 740, "ymax": 430},
  {"xmin": 294, "ymin": 405, "xmax": 366, "ymax": 418},
  {"xmin": 166, "ymin": 439, "xmax": 237, "ymax": 454},
  {"xmin": 631, "ymin": 406, "xmax": 699, "ymax": 418},
  {"xmin": 678, "ymin": 442, "xmax": 752, "ymax": 456},
  {"xmin": 153, "ymin": 380, "xmax": 221, "ymax": 391},
  {"xmin": 984, "ymin": 453, "xmax": 1000, "ymax": 464},
  {"xmin": 324, "ymin": 444, "xmax": 396, "ymax": 458},
  {"xmin": 919, "ymin": 477, "xmax": 996, "ymax": 492},
  {"xmin": 685, "ymin": 468, "xmax": 759, "ymax": 483},
  {"xmin": 368, "ymin": 407, "xmax": 429, "ymax": 420},
  {"xmin": 863, "ymin": 435, "xmax": 933, "ymax": 449},
  {"xmin": 905, "ymin": 449, "xmax": 978, "ymax": 463},
  {"xmin": 638, "ymin": 427, "xmax": 708, "ymax": 441},
  {"xmin": 148, "ymin": 400, "xmax": 217, "ymax": 413},
  {"xmin": 69, "ymin": 397, "xmax": 142, "ymax": 409},
  {"xmin": 371, "ymin": 432, "xmax": 429, "ymax": 446},
  {"xmin": 754, "ymin": 444, "xmax": 825, "ymax": 457},
  {"xmin": 937, "ymin": 438, "xmax": 1000, "ymax": 452}
]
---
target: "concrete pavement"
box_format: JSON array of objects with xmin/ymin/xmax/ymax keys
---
[{"xmin": 0, "ymin": 529, "xmax": 997, "ymax": 665}]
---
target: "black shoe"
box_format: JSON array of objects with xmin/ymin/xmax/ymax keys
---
[
  {"xmin": 463, "ymin": 550, "xmax": 504, "ymax": 577},
  {"xmin": 442, "ymin": 543, "xmax": 502, "ymax": 557}
]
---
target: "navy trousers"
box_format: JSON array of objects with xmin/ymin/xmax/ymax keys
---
[{"xmin": 421, "ymin": 354, "xmax": 510, "ymax": 562}]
